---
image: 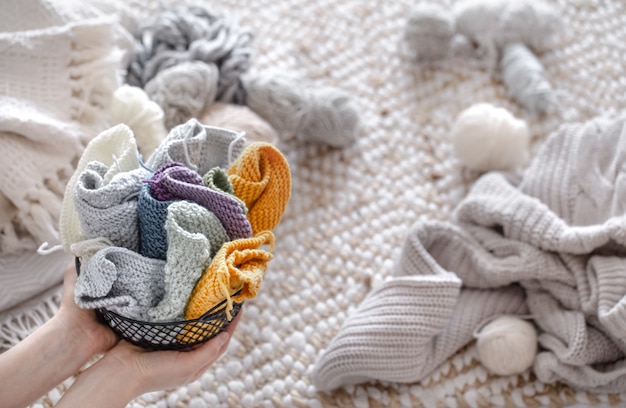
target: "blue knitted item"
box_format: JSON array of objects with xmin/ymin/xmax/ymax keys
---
[{"xmin": 137, "ymin": 182, "xmax": 175, "ymax": 260}]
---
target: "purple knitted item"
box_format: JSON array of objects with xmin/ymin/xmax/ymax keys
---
[
  {"xmin": 146, "ymin": 161, "xmax": 204, "ymax": 201},
  {"xmin": 148, "ymin": 162, "xmax": 252, "ymax": 240}
]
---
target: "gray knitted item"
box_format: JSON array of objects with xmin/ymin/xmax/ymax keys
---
[
  {"xmin": 74, "ymin": 162, "xmax": 147, "ymax": 252},
  {"xmin": 312, "ymin": 221, "xmax": 528, "ymax": 391},
  {"xmin": 146, "ymin": 119, "xmax": 246, "ymax": 176},
  {"xmin": 148, "ymin": 201, "xmax": 229, "ymax": 322},
  {"xmin": 314, "ymin": 114, "xmax": 626, "ymax": 393},
  {"xmin": 74, "ymin": 245, "xmax": 166, "ymax": 321}
]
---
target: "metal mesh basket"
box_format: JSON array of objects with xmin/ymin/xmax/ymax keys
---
[{"xmin": 75, "ymin": 257, "xmax": 242, "ymax": 351}]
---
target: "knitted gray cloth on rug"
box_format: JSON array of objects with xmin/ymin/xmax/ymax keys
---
[{"xmin": 313, "ymin": 114, "xmax": 626, "ymax": 393}]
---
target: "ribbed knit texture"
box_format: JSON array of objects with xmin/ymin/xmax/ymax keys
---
[
  {"xmin": 148, "ymin": 201, "xmax": 229, "ymax": 322},
  {"xmin": 146, "ymin": 162, "xmax": 252, "ymax": 240},
  {"xmin": 60, "ymin": 124, "xmax": 145, "ymax": 252},
  {"xmin": 74, "ymin": 245, "xmax": 166, "ymax": 321},
  {"xmin": 74, "ymin": 162, "xmax": 144, "ymax": 252},
  {"xmin": 314, "ymin": 114, "xmax": 626, "ymax": 393},
  {"xmin": 137, "ymin": 183, "xmax": 175, "ymax": 260},
  {"xmin": 227, "ymin": 142, "xmax": 291, "ymax": 234},
  {"xmin": 146, "ymin": 119, "xmax": 247, "ymax": 176},
  {"xmin": 185, "ymin": 231, "xmax": 275, "ymax": 320}
]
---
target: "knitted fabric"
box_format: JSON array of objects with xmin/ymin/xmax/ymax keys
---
[
  {"xmin": 185, "ymin": 231, "xmax": 275, "ymax": 320},
  {"xmin": 147, "ymin": 162, "xmax": 252, "ymax": 240},
  {"xmin": 148, "ymin": 201, "xmax": 229, "ymax": 322},
  {"xmin": 137, "ymin": 183, "xmax": 175, "ymax": 260},
  {"xmin": 314, "ymin": 114, "xmax": 626, "ymax": 393},
  {"xmin": 74, "ymin": 162, "xmax": 144, "ymax": 252},
  {"xmin": 227, "ymin": 142, "xmax": 291, "ymax": 234},
  {"xmin": 146, "ymin": 119, "xmax": 247, "ymax": 176},
  {"xmin": 60, "ymin": 124, "xmax": 146, "ymax": 252},
  {"xmin": 126, "ymin": 5, "xmax": 253, "ymax": 103},
  {"xmin": 0, "ymin": 0, "xmax": 125, "ymax": 254},
  {"xmin": 74, "ymin": 245, "xmax": 166, "ymax": 321}
]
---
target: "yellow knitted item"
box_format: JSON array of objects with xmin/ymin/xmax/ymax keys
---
[
  {"xmin": 185, "ymin": 231, "xmax": 275, "ymax": 320},
  {"xmin": 227, "ymin": 142, "xmax": 291, "ymax": 234}
]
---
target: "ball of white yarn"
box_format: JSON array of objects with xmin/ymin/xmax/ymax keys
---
[
  {"xmin": 145, "ymin": 61, "xmax": 219, "ymax": 130},
  {"xmin": 404, "ymin": 2, "xmax": 456, "ymax": 61},
  {"xmin": 199, "ymin": 102, "xmax": 279, "ymax": 145},
  {"xmin": 475, "ymin": 315, "xmax": 537, "ymax": 376},
  {"xmin": 451, "ymin": 103, "xmax": 529, "ymax": 172},
  {"xmin": 108, "ymin": 85, "xmax": 167, "ymax": 158}
]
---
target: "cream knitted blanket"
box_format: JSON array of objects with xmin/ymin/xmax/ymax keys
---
[{"xmin": 3, "ymin": 0, "xmax": 626, "ymax": 407}]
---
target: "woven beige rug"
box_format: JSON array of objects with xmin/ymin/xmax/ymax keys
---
[{"xmin": 20, "ymin": 0, "xmax": 626, "ymax": 406}]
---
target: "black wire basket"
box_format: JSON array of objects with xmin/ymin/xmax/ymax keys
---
[{"xmin": 75, "ymin": 257, "xmax": 242, "ymax": 351}]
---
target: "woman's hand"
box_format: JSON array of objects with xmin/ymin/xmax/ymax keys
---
[
  {"xmin": 55, "ymin": 261, "xmax": 119, "ymax": 356},
  {"xmin": 57, "ymin": 311, "xmax": 242, "ymax": 408}
]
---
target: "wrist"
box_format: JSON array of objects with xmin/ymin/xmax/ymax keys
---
[
  {"xmin": 57, "ymin": 348, "xmax": 138, "ymax": 408},
  {"xmin": 51, "ymin": 309, "xmax": 100, "ymax": 360}
]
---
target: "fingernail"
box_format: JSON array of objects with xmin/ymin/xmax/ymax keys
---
[{"xmin": 217, "ymin": 331, "xmax": 230, "ymax": 347}]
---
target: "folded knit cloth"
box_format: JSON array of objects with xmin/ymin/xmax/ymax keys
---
[
  {"xmin": 228, "ymin": 142, "xmax": 291, "ymax": 234},
  {"xmin": 61, "ymin": 124, "xmax": 148, "ymax": 252},
  {"xmin": 185, "ymin": 231, "xmax": 275, "ymax": 320},
  {"xmin": 313, "ymin": 114, "xmax": 626, "ymax": 393},
  {"xmin": 148, "ymin": 162, "xmax": 251, "ymax": 239},
  {"xmin": 147, "ymin": 200, "xmax": 229, "ymax": 322},
  {"xmin": 74, "ymin": 244, "xmax": 166, "ymax": 321},
  {"xmin": 146, "ymin": 119, "xmax": 247, "ymax": 177},
  {"xmin": 74, "ymin": 161, "xmax": 144, "ymax": 253}
]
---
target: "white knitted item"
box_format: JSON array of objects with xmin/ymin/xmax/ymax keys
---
[
  {"xmin": 59, "ymin": 124, "xmax": 144, "ymax": 253},
  {"xmin": 0, "ymin": 0, "xmax": 125, "ymax": 254},
  {"xmin": 7, "ymin": 0, "xmax": 626, "ymax": 407}
]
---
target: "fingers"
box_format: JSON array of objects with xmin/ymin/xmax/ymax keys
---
[{"xmin": 123, "ymin": 310, "xmax": 244, "ymax": 394}]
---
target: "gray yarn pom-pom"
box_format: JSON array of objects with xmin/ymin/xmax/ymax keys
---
[
  {"xmin": 127, "ymin": 6, "xmax": 252, "ymax": 103},
  {"xmin": 300, "ymin": 87, "xmax": 360, "ymax": 147},
  {"xmin": 404, "ymin": 2, "xmax": 456, "ymax": 61},
  {"xmin": 243, "ymin": 72, "xmax": 361, "ymax": 148},
  {"xmin": 454, "ymin": 0, "xmax": 562, "ymax": 55},
  {"xmin": 145, "ymin": 61, "xmax": 219, "ymax": 130},
  {"xmin": 500, "ymin": 43, "xmax": 557, "ymax": 115}
]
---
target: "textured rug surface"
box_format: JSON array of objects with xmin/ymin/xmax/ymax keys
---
[{"xmin": 22, "ymin": 0, "xmax": 626, "ymax": 406}]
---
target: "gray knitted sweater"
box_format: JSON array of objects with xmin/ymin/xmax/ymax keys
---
[{"xmin": 313, "ymin": 115, "xmax": 626, "ymax": 393}]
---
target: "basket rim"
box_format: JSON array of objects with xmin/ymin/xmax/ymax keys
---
[{"xmin": 74, "ymin": 256, "xmax": 243, "ymax": 326}]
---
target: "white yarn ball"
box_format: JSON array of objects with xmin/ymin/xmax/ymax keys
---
[
  {"xmin": 451, "ymin": 103, "xmax": 530, "ymax": 172},
  {"xmin": 404, "ymin": 2, "xmax": 456, "ymax": 61},
  {"xmin": 475, "ymin": 315, "xmax": 537, "ymax": 376},
  {"xmin": 108, "ymin": 85, "xmax": 167, "ymax": 158}
]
